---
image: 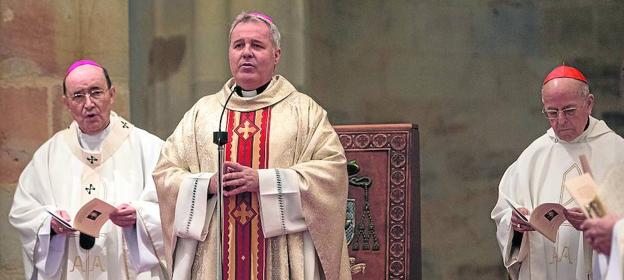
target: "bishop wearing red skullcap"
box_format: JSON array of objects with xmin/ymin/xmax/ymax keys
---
[
  {"xmin": 492, "ymin": 65, "xmax": 624, "ymax": 279},
  {"xmin": 9, "ymin": 60, "xmax": 167, "ymax": 279},
  {"xmin": 543, "ymin": 65, "xmax": 588, "ymax": 85}
]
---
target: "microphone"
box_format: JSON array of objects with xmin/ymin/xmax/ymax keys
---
[
  {"xmin": 212, "ymin": 85, "xmax": 238, "ymax": 280},
  {"xmin": 213, "ymin": 86, "xmax": 238, "ymax": 146}
]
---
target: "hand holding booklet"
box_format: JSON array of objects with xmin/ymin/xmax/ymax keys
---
[
  {"xmin": 504, "ymin": 197, "xmax": 567, "ymax": 243},
  {"xmin": 46, "ymin": 198, "xmax": 117, "ymax": 237}
]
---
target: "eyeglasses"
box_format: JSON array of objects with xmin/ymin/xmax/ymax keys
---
[
  {"xmin": 68, "ymin": 88, "xmax": 108, "ymax": 103},
  {"xmin": 541, "ymin": 107, "xmax": 578, "ymax": 119}
]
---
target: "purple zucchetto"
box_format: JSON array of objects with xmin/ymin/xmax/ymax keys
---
[
  {"xmin": 249, "ymin": 12, "xmax": 273, "ymax": 23},
  {"xmin": 65, "ymin": 60, "xmax": 102, "ymax": 77}
]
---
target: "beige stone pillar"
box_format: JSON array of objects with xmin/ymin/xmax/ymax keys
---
[{"xmin": 192, "ymin": 0, "xmax": 229, "ymax": 96}]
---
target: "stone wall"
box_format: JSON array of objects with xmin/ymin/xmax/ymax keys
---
[{"xmin": 0, "ymin": 1, "xmax": 129, "ymax": 279}]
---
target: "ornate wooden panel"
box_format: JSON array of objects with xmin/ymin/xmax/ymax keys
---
[{"xmin": 335, "ymin": 124, "xmax": 420, "ymax": 280}]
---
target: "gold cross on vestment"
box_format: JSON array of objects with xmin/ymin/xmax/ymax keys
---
[
  {"xmin": 235, "ymin": 120, "xmax": 258, "ymax": 140},
  {"xmin": 232, "ymin": 202, "xmax": 255, "ymax": 225}
]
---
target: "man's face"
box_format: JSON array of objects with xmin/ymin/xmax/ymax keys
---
[
  {"xmin": 541, "ymin": 78, "xmax": 593, "ymax": 142},
  {"xmin": 63, "ymin": 65, "xmax": 115, "ymax": 135},
  {"xmin": 229, "ymin": 21, "xmax": 281, "ymax": 90}
]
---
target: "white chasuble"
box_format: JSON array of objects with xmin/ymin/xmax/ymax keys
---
[
  {"xmin": 10, "ymin": 113, "xmax": 167, "ymax": 279},
  {"xmin": 492, "ymin": 117, "xmax": 624, "ymax": 280},
  {"xmin": 154, "ymin": 76, "xmax": 352, "ymax": 280}
]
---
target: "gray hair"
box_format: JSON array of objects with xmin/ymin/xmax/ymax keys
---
[
  {"xmin": 541, "ymin": 79, "xmax": 591, "ymax": 101},
  {"xmin": 580, "ymin": 83, "xmax": 590, "ymax": 97},
  {"xmin": 229, "ymin": 11, "xmax": 281, "ymax": 49}
]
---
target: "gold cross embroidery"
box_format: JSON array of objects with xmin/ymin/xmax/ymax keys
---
[
  {"xmin": 232, "ymin": 202, "xmax": 254, "ymax": 225},
  {"xmin": 235, "ymin": 120, "xmax": 258, "ymax": 140}
]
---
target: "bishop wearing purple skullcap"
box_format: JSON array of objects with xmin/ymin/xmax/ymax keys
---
[{"xmin": 9, "ymin": 60, "xmax": 167, "ymax": 279}]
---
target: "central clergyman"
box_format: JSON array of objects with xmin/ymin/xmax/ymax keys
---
[{"xmin": 153, "ymin": 11, "xmax": 352, "ymax": 280}]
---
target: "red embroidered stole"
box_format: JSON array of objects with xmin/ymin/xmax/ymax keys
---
[{"xmin": 223, "ymin": 108, "xmax": 271, "ymax": 280}]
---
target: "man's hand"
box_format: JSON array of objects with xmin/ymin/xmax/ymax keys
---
[
  {"xmin": 512, "ymin": 207, "xmax": 534, "ymax": 233},
  {"xmin": 222, "ymin": 161, "xmax": 259, "ymax": 197},
  {"xmin": 564, "ymin": 207, "xmax": 586, "ymax": 231},
  {"xmin": 208, "ymin": 174, "xmax": 218, "ymax": 195},
  {"xmin": 109, "ymin": 203, "xmax": 137, "ymax": 228},
  {"xmin": 581, "ymin": 214, "xmax": 621, "ymax": 256},
  {"xmin": 51, "ymin": 210, "xmax": 74, "ymax": 235}
]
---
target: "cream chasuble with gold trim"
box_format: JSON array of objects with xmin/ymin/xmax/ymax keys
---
[
  {"xmin": 10, "ymin": 113, "xmax": 167, "ymax": 279},
  {"xmin": 492, "ymin": 117, "xmax": 624, "ymax": 280},
  {"xmin": 154, "ymin": 76, "xmax": 352, "ymax": 280}
]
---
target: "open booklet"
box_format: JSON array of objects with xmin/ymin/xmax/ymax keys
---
[
  {"xmin": 563, "ymin": 155, "xmax": 612, "ymax": 219},
  {"xmin": 564, "ymin": 173, "xmax": 607, "ymax": 219},
  {"xmin": 46, "ymin": 198, "xmax": 117, "ymax": 237},
  {"xmin": 504, "ymin": 198, "xmax": 567, "ymax": 243}
]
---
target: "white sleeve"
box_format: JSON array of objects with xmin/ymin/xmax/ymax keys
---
[
  {"xmin": 490, "ymin": 162, "xmax": 529, "ymax": 278},
  {"xmin": 174, "ymin": 172, "xmax": 215, "ymax": 241},
  {"xmin": 595, "ymin": 252, "xmax": 608, "ymax": 280},
  {"xmin": 604, "ymin": 219, "xmax": 624, "ymax": 279},
  {"xmin": 257, "ymin": 168, "xmax": 307, "ymax": 238},
  {"xmin": 172, "ymin": 239, "xmax": 198, "ymax": 280},
  {"xmin": 35, "ymin": 216, "xmax": 67, "ymax": 278},
  {"xmin": 122, "ymin": 223, "xmax": 159, "ymax": 273}
]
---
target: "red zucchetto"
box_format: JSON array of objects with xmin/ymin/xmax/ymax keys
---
[{"xmin": 543, "ymin": 65, "xmax": 588, "ymax": 85}]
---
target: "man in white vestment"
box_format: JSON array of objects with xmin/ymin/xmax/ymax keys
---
[
  {"xmin": 491, "ymin": 65, "xmax": 624, "ymax": 279},
  {"xmin": 581, "ymin": 159, "xmax": 624, "ymax": 279},
  {"xmin": 153, "ymin": 11, "xmax": 351, "ymax": 280},
  {"xmin": 9, "ymin": 60, "xmax": 167, "ymax": 279},
  {"xmin": 582, "ymin": 212, "xmax": 623, "ymax": 279}
]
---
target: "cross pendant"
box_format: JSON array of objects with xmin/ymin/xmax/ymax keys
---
[
  {"xmin": 86, "ymin": 155, "xmax": 98, "ymax": 165},
  {"xmin": 85, "ymin": 184, "xmax": 96, "ymax": 195}
]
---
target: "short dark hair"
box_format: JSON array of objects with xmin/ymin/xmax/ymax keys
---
[{"xmin": 62, "ymin": 67, "xmax": 112, "ymax": 95}]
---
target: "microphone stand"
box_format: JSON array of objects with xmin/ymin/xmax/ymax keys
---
[{"xmin": 212, "ymin": 88, "xmax": 236, "ymax": 280}]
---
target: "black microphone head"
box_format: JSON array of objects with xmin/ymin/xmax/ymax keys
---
[
  {"xmin": 213, "ymin": 131, "xmax": 228, "ymax": 145},
  {"xmin": 79, "ymin": 233, "xmax": 96, "ymax": 250}
]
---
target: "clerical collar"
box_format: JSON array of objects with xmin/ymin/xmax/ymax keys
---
[
  {"xmin": 77, "ymin": 123, "xmax": 111, "ymax": 152},
  {"xmin": 234, "ymin": 81, "xmax": 270, "ymax": 97}
]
